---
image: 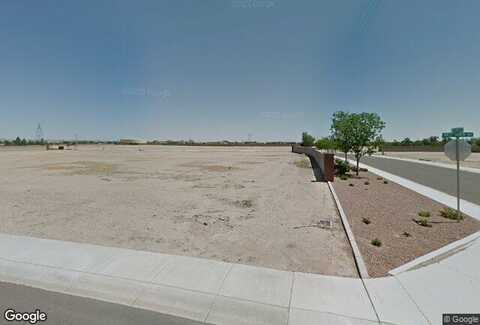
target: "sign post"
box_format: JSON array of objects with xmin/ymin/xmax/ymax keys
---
[{"xmin": 442, "ymin": 127, "xmax": 474, "ymax": 221}]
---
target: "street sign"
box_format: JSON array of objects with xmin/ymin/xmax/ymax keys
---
[
  {"xmin": 441, "ymin": 127, "xmax": 474, "ymax": 221},
  {"xmin": 442, "ymin": 127, "xmax": 474, "ymax": 139},
  {"xmin": 445, "ymin": 140, "xmax": 471, "ymax": 161},
  {"xmin": 451, "ymin": 127, "xmax": 464, "ymax": 137}
]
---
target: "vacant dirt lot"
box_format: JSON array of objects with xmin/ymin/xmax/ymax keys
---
[{"xmin": 0, "ymin": 145, "xmax": 356, "ymax": 276}]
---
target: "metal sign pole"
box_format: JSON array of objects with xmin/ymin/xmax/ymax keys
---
[{"xmin": 456, "ymin": 137, "xmax": 460, "ymax": 222}]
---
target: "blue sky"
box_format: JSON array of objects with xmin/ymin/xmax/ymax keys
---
[{"xmin": 1, "ymin": 0, "xmax": 479, "ymax": 141}]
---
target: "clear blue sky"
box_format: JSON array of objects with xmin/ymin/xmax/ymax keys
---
[{"xmin": 1, "ymin": 0, "xmax": 479, "ymax": 141}]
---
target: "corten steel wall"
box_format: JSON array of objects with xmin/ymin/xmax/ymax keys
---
[{"xmin": 292, "ymin": 145, "xmax": 335, "ymax": 182}]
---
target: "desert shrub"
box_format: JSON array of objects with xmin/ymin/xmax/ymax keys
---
[
  {"xmin": 349, "ymin": 183, "xmax": 354, "ymax": 187},
  {"xmin": 402, "ymin": 231, "xmax": 411, "ymax": 237},
  {"xmin": 383, "ymin": 180, "xmax": 389, "ymax": 184},
  {"xmin": 362, "ymin": 217, "xmax": 371, "ymax": 225},
  {"xmin": 364, "ymin": 181, "xmax": 370, "ymax": 185},
  {"xmin": 335, "ymin": 159, "xmax": 350, "ymax": 175},
  {"xmin": 418, "ymin": 210, "xmax": 431, "ymax": 218},
  {"xmin": 439, "ymin": 207, "xmax": 464, "ymax": 221},
  {"xmin": 371, "ymin": 238, "xmax": 382, "ymax": 247},
  {"xmin": 415, "ymin": 218, "xmax": 431, "ymax": 227}
]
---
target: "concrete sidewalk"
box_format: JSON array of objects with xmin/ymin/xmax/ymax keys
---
[{"xmin": 1, "ymin": 233, "xmax": 479, "ymax": 324}]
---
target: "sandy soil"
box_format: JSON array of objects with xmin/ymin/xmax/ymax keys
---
[
  {"xmin": 333, "ymin": 171, "xmax": 480, "ymax": 277},
  {"xmin": 0, "ymin": 145, "xmax": 357, "ymax": 276},
  {"xmin": 382, "ymin": 152, "xmax": 480, "ymax": 169}
]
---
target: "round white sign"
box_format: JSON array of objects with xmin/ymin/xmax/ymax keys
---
[{"xmin": 444, "ymin": 140, "xmax": 472, "ymax": 161}]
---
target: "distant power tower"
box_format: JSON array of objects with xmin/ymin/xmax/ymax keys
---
[{"xmin": 35, "ymin": 123, "xmax": 44, "ymax": 143}]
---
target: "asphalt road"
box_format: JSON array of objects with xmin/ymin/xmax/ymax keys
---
[
  {"xmin": 354, "ymin": 155, "xmax": 480, "ymax": 205},
  {"xmin": 0, "ymin": 282, "xmax": 209, "ymax": 325}
]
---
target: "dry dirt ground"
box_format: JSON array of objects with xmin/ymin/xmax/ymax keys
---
[
  {"xmin": 0, "ymin": 145, "xmax": 357, "ymax": 276},
  {"xmin": 382, "ymin": 151, "xmax": 480, "ymax": 169}
]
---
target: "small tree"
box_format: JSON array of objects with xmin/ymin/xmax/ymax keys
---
[
  {"xmin": 301, "ymin": 132, "xmax": 315, "ymax": 147},
  {"xmin": 315, "ymin": 137, "xmax": 336, "ymax": 152},
  {"xmin": 347, "ymin": 113, "xmax": 386, "ymax": 175},
  {"xmin": 331, "ymin": 111, "xmax": 353, "ymax": 162}
]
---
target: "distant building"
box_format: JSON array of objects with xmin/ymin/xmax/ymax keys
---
[{"xmin": 119, "ymin": 139, "xmax": 147, "ymax": 145}]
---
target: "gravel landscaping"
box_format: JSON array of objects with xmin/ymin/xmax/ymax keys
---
[{"xmin": 332, "ymin": 169, "xmax": 480, "ymax": 277}]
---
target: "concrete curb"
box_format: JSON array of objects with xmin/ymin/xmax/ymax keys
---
[
  {"xmin": 327, "ymin": 182, "xmax": 370, "ymax": 279},
  {"xmin": 389, "ymin": 231, "xmax": 480, "ymax": 275}
]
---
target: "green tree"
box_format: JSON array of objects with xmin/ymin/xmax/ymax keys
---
[
  {"xmin": 349, "ymin": 113, "xmax": 385, "ymax": 175},
  {"xmin": 314, "ymin": 137, "xmax": 336, "ymax": 152},
  {"xmin": 331, "ymin": 111, "xmax": 354, "ymax": 162},
  {"xmin": 400, "ymin": 137, "xmax": 412, "ymax": 146},
  {"xmin": 331, "ymin": 111, "xmax": 385, "ymax": 175},
  {"xmin": 301, "ymin": 132, "xmax": 315, "ymax": 147},
  {"xmin": 14, "ymin": 137, "xmax": 22, "ymax": 145}
]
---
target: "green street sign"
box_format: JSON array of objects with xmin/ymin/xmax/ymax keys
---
[
  {"xmin": 442, "ymin": 127, "xmax": 474, "ymax": 139},
  {"xmin": 451, "ymin": 127, "xmax": 464, "ymax": 137}
]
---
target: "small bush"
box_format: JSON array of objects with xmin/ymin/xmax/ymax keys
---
[
  {"xmin": 439, "ymin": 207, "xmax": 464, "ymax": 221},
  {"xmin": 362, "ymin": 217, "xmax": 371, "ymax": 225},
  {"xmin": 415, "ymin": 218, "xmax": 431, "ymax": 227},
  {"xmin": 418, "ymin": 210, "xmax": 431, "ymax": 218},
  {"xmin": 377, "ymin": 177, "xmax": 383, "ymax": 180},
  {"xmin": 335, "ymin": 159, "xmax": 350, "ymax": 175},
  {"xmin": 340, "ymin": 175, "xmax": 348, "ymax": 181},
  {"xmin": 349, "ymin": 183, "xmax": 354, "ymax": 187},
  {"xmin": 402, "ymin": 231, "xmax": 411, "ymax": 237},
  {"xmin": 364, "ymin": 181, "xmax": 370, "ymax": 185},
  {"xmin": 383, "ymin": 180, "xmax": 389, "ymax": 184},
  {"xmin": 371, "ymin": 238, "xmax": 382, "ymax": 247}
]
